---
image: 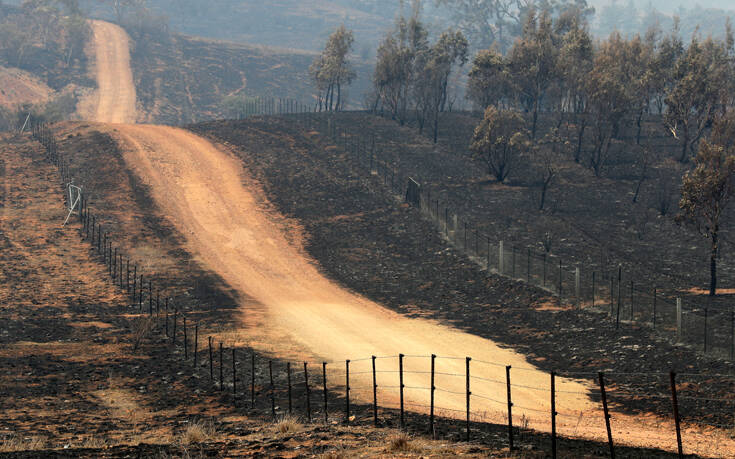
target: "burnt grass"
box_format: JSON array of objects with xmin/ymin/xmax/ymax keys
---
[
  {"xmin": 344, "ymin": 111, "xmax": 735, "ymax": 343},
  {"xmin": 0, "ymin": 5, "xmax": 94, "ymax": 92},
  {"xmin": 128, "ymin": 31, "xmax": 315, "ymax": 125},
  {"xmin": 193, "ymin": 116, "xmax": 735, "ymax": 432},
  {"xmin": 1, "ymin": 128, "xmax": 687, "ymax": 457}
]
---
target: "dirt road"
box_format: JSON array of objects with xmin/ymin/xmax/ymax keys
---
[
  {"xmin": 83, "ymin": 21, "xmax": 733, "ymax": 456},
  {"xmin": 88, "ymin": 21, "xmax": 137, "ymax": 124}
]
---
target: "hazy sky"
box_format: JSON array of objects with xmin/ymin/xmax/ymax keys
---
[{"xmin": 588, "ymin": 0, "xmax": 735, "ymax": 13}]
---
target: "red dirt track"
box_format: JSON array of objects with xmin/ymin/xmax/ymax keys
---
[{"xmin": 82, "ymin": 20, "xmax": 734, "ymax": 457}]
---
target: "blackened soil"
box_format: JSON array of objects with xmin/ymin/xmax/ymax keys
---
[{"xmin": 193, "ymin": 117, "xmax": 735, "ymax": 432}]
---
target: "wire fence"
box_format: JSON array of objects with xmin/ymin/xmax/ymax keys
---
[
  {"xmin": 28, "ymin": 117, "xmax": 735, "ymax": 458},
  {"xmin": 227, "ymin": 107, "xmax": 735, "ymax": 362}
]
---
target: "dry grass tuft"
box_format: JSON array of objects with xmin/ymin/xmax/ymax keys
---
[
  {"xmin": 274, "ymin": 415, "xmax": 301, "ymax": 434},
  {"xmin": 132, "ymin": 316, "xmax": 156, "ymax": 351},
  {"xmin": 80, "ymin": 436, "xmax": 108, "ymax": 449},
  {"xmin": 179, "ymin": 419, "xmax": 216, "ymax": 445},
  {"xmin": 0, "ymin": 435, "xmax": 46, "ymax": 452},
  {"xmin": 387, "ymin": 431, "xmax": 415, "ymax": 452}
]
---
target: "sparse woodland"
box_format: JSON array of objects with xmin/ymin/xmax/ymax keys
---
[{"xmin": 356, "ymin": 1, "xmax": 735, "ymax": 296}]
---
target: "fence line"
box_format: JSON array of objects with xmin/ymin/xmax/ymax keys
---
[
  {"xmin": 28, "ymin": 117, "xmax": 735, "ymax": 458},
  {"xmin": 250, "ymin": 108, "xmax": 735, "ymax": 361}
]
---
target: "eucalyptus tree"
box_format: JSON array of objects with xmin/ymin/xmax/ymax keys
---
[
  {"xmin": 678, "ymin": 113, "xmax": 735, "ymax": 296},
  {"xmin": 664, "ymin": 34, "xmax": 730, "ymax": 162},
  {"xmin": 413, "ymin": 30, "xmax": 469, "ymax": 142},
  {"xmin": 310, "ymin": 25, "xmax": 356, "ymax": 112},
  {"xmin": 507, "ymin": 7, "xmax": 558, "ymax": 139}
]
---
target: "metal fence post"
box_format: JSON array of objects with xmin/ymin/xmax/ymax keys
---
[
  {"xmin": 630, "ymin": 281, "xmax": 634, "ymax": 321},
  {"xmin": 345, "ymin": 359, "xmax": 350, "ymax": 423},
  {"xmin": 399, "ymin": 354, "xmax": 405, "ymax": 429},
  {"xmin": 372, "ymin": 355, "xmax": 378, "ymax": 427},
  {"xmin": 465, "ymin": 357, "xmax": 471, "ymax": 441},
  {"xmin": 487, "ymin": 237, "xmax": 491, "ymax": 270},
  {"xmin": 616, "ymin": 267, "xmax": 622, "ymax": 329},
  {"xmin": 592, "ymin": 271, "xmax": 596, "ymax": 308},
  {"xmin": 676, "ymin": 298, "xmax": 682, "ymax": 343},
  {"xmin": 670, "ymin": 371, "xmax": 683, "ymax": 458},
  {"xmin": 430, "ymin": 354, "xmax": 436, "ymax": 438},
  {"xmin": 232, "ymin": 348, "xmax": 237, "ymax": 402},
  {"xmin": 599, "ymin": 372, "xmax": 615, "ymax": 458},
  {"xmin": 506, "ymin": 365, "xmax": 513, "ymax": 450},
  {"xmin": 551, "ymin": 371, "xmax": 557, "ymax": 459},
  {"xmin": 208, "ymin": 337, "xmax": 213, "ymax": 381},
  {"xmin": 653, "ymin": 288, "xmax": 657, "ymax": 330},
  {"xmin": 269, "ymin": 360, "xmax": 276, "ymax": 418},
  {"xmin": 322, "ymin": 362, "xmax": 328, "ymax": 424},
  {"xmin": 704, "ymin": 307, "xmax": 708, "ymax": 353},
  {"xmin": 287, "ymin": 362, "xmax": 293, "ymax": 415},
  {"xmin": 219, "ymin": 343, "xmax": 223, "ymax": 392},
  {"xmin": 304, "ymin": 362, "xmax": 311, "ymax": 422},
  {"xmin": 499, "ymin": 241, "xmax": 504, "ymax": 275}
]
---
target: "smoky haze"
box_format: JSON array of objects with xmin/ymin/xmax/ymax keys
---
[{"xmin": 74, "ymin": 1, "xmax": 735, "ymax": 53}]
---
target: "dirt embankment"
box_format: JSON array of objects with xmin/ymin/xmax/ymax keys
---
[{"xmin": 0, "ymin": 66, "xmax": 53, "ymax": 108}]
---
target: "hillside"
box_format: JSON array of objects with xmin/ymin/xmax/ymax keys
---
[
  {"xmin": 0, "ymin": 130, "xmax": 512, "ymax": 456},
  {"xmin": 4, "ymin": 1, "xmax": 735, "ymax": 455},
  {"xmin": 0, "ymin": 3, "xmax": 95, "ymax": 128},
  {"xmin": 80, "ymin": 0, "xmax": 399, "ymax": 52},
  {"xmin": 127, "ymin": 32, "xmax": 316, "ymax": 124}
]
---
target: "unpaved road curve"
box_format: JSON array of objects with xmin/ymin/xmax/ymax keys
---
[
  {"xmin": 110, "ymin": 122, "xmax": 598, "ymax": 427},
  {"xmin": 84, "ymin": 21, "xmax": 733, "ymax": 457}
]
